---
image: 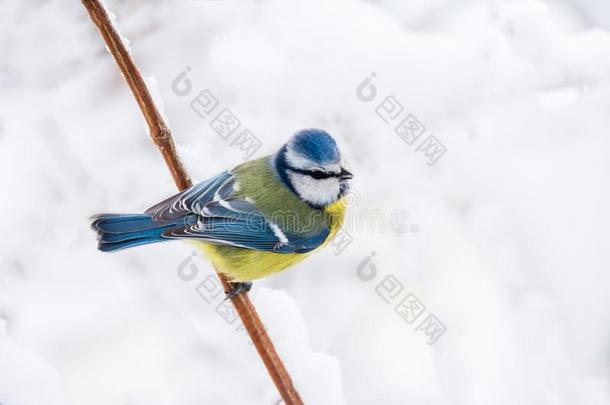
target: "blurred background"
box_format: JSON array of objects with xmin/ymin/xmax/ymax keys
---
[{"xmin": 1, "ymin": 0, "xmax": 609, "ymax": 404}]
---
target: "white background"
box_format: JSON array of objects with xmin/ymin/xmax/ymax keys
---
[{"xmin": 1, "ymin": 0, "xmax": 609, "ymax": 404}]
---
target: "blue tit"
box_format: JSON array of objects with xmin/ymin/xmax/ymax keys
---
[{"xmin": 91, "ymin": 128, "xmax": 353, "ymax": 292}]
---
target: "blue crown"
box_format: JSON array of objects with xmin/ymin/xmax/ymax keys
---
[{"xmin": 289, "ymin": 129, "xmax": 340, "ymax": 164}]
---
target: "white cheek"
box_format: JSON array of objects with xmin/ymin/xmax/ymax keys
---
[{"xmin": 288, "ymin": 172, "xmax": 341, "ymax": 206}]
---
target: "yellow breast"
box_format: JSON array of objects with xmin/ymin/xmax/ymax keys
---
[{"xmin": 197, "ymin": 199, "xmax": 347, "ymax": 282}]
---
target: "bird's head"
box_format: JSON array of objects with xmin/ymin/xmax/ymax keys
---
[{"xmin": 275, "ymin": 128, "xmax": 353, "ymax": 208}]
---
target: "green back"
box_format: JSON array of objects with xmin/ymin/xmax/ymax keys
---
[{"xmin": 232, "ymin": 156, "xmax": 329, "ymax": 237}]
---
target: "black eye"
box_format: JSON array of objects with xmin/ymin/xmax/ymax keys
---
[
  {"xmin": 309, "ymin": 170, "xmax": 329, "ymax": 179},
  {"xmin": 308, "ymin": 170, "xmax": 334, "ymax": 179},
  {"xmin": 287, "ymin": 166, "xmax": 336, "ymax": 179}
]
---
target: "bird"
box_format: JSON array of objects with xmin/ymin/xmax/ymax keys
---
[{"xmin": 91, "ymin": 128, "xmax": 353, "ymax": 297}]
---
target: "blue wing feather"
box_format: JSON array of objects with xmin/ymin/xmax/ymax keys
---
[
  {"xmin": 141, "ymin": 170, "xmax": 329, "ymax": 253},
  {"xmin": 145, "ymin": 171, "xmax": 233, "ymax": 221}
]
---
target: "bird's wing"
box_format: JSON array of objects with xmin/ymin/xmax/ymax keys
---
[
  {"xmin": 144, "ymin": 171, "xmax": 234, "ymax": 222},
  {"xmin": 144, "ymin": 170, "xmax": 329, "ymax": 253}
]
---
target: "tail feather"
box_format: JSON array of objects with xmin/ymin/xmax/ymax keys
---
[
  {"xmin": 91, "ymin": 214, "xmax": 178, "ymax": 252},
  {"xmin": 91, "ymin": 214, "xmax": 163, "ymax": 234},
  {"xmin": 98, "ymin": 236, "xmax": 164, "ymax": 252}
]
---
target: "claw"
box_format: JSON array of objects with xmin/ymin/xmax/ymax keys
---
[{"xmin": 224, "ymin": 281, "xmax": 253, "ymax": 300}]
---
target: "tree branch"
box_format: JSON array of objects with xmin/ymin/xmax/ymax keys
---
[{"xmin": 80, "ymin": 1, "xmax": 304, "ymax": 403}]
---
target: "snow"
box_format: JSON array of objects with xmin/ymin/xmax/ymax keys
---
[
  {"xmin": 1, "ymin": 0, "xmax": 609, "ymax": 404},
  {"xmin": 0, "ymin": 320, "xmax": 68, "ymax": 405}
]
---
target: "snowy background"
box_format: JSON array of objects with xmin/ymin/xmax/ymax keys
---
[{"xmin": 1, "ymin": 0, "xmax": 609, "ymax": 404}]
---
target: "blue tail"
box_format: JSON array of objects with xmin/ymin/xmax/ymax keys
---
[{"xmin": 91, "ymin": 214, "xmax": 183, "ymax": 252}]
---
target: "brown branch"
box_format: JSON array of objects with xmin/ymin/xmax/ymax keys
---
[{"xmin": 80, "ymin": 1, "xmax": 304, "ymax": 404}]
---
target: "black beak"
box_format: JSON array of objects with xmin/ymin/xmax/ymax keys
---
[{"xmin": 339, "ymin": 168, "xmax": 353, "ymax": 180}]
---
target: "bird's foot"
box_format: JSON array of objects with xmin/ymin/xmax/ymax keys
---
[{"xmin": 225, "ymin": 281, "xmax": 253, "ymax": 300}]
